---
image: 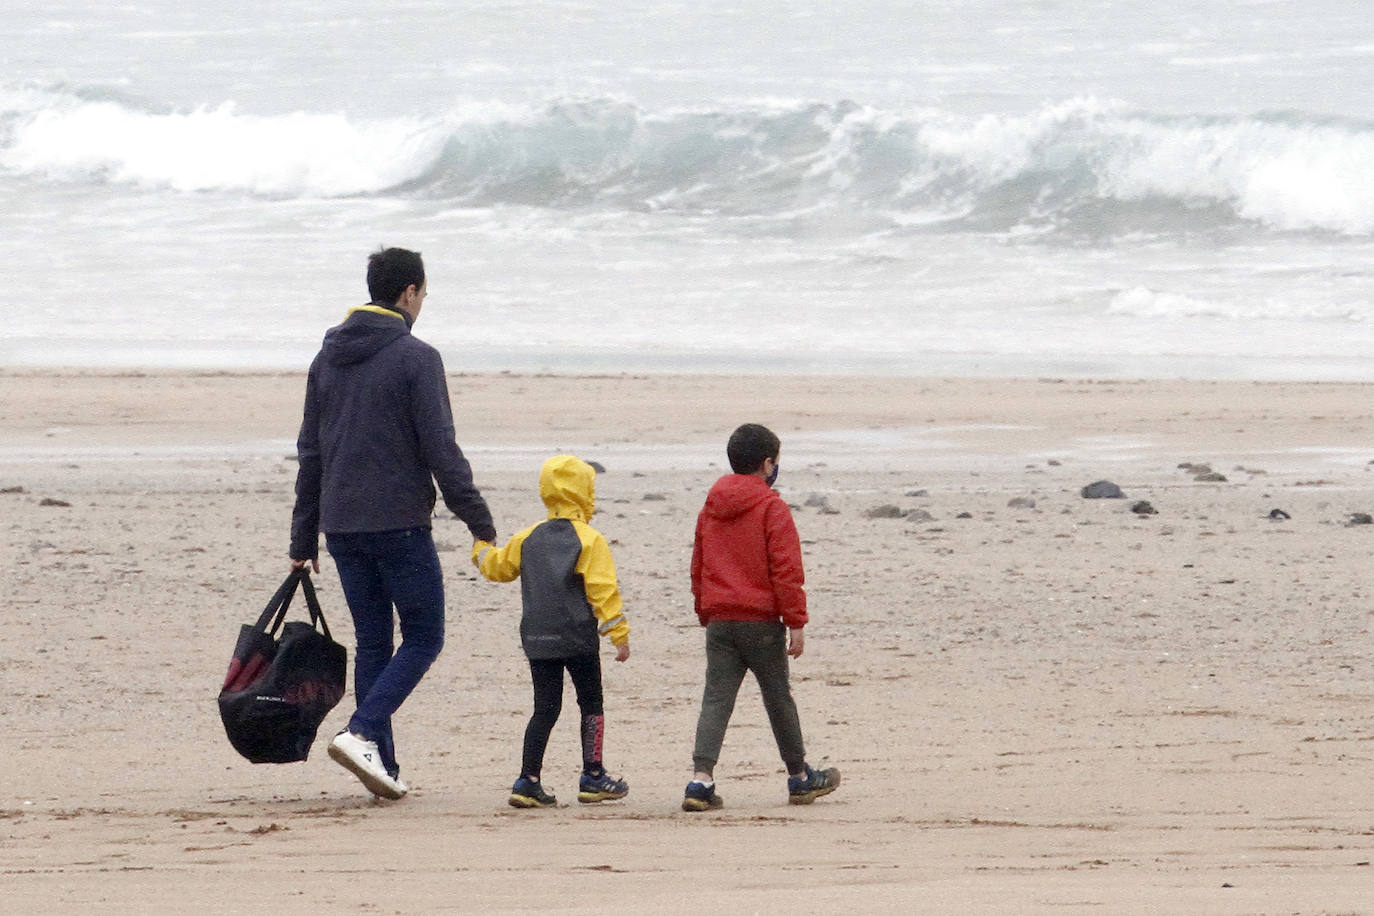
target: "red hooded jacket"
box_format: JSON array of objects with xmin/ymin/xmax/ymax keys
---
[{"xmin": 690, "ymin": 473, "xmax": 807, "ymax": 629}]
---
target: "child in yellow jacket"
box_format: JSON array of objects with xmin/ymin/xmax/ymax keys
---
[{"xmin": 472, "ymin": 454, "xmax": 631, "ymax": 808}]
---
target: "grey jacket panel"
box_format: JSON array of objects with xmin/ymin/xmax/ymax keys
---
[{"xmin": 518, "ymin": 519, "xmax": 599, "ymax": 659}]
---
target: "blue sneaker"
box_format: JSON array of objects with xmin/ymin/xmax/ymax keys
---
[
  {"xmin": 787, "ymin": 764, "xmax": 841, "ymax": 805},
  {"xmin": 681, "ymin": 780, "xmax": 723, "ymax": 812},
  {"xmin": 508, "ymin": 776, "xmax": 557, "ymax": 809},
  {"xmin": 578, "ymin": 770, "xmax": 629, "ymax": 803}
]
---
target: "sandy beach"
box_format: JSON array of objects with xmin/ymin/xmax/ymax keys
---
[{"xmin": 4, "ymin": 369, "xmax": 1374, "ymax": 914}]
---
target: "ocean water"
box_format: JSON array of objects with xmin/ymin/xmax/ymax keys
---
[{"xmin": 4, "ymin": 1, "xmax": 1374, "ymax": 379}]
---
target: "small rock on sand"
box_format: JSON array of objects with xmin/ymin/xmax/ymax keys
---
[{"xmin": 1081, "ymin": 480, "xmax": 1124, "ymax": 499}]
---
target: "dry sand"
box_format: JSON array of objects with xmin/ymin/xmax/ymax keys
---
[{"xmin": 4, "ymin": 370, "xmax": 1374, "ymax": 914}]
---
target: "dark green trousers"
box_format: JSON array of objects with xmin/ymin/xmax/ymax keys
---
[{"xmin": 692, "ymin": 619, "xmax": 806, "ymax": 776}]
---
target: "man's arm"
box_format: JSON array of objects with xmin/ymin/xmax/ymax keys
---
[
  {"xmin": 410, "ymin": 349, "xmax": 496, "ymax": 542},
  {"xmin": 289, "ymin": 367, "xmax": 323, "ymax": 567}
]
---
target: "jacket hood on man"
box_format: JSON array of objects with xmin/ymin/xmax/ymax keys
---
[
  {"xmin": 539, "ymin": 454, "xmax": 596, "ymax": 521},
  {"xmin": 321, "ymin": 306, "xmax": 410, "ymax": 366},
  {"xmin": 702, "ymin": 473, "xmax": 775, "ymax": 521},
  {"xmin": 289, "ymin": 303, "xmax": 497, "ymax": 559}
]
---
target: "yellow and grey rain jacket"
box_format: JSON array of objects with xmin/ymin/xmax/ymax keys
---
[{"xmin": 472, "ymin": 455, "xmax": 629, "ymax": 660}]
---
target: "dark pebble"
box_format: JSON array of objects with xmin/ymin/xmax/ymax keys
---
[{"xmin": 1081, "ymin": 480, "xmax": 1125, "ymax": 499}]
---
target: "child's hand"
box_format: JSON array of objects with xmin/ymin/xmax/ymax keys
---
[
  {"xmin": 615, "ymin": 642, "xmax": 630, "ymax": 662},
  {"xmin": 787, "ymin": 628, "xmax": 805, "ymax": 658}
]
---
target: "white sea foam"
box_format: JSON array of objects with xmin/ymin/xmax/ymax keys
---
[
  {"xmin": 1107, "ymin": 287, "xmax": 1367, "ymax": 322},
  {"xmin": 4, "ymin": 88, "xmax": 1373, "ymax": 237},
  {"xmin": 1, "ymin": 92, "xmax": 445, "ymax": 196}
]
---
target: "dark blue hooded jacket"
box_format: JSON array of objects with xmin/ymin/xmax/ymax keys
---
[{"xmin": 289, "ymin": 306, "xmax": 495, "ymax": 559}]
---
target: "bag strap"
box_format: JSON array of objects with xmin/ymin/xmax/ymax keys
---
[
  {"xmin": 253, "ymin": 569, "xmax": 304, "ymax": 635},
  {"xmin": 297, "ymin": 570, "xmax": 333, "ymax": 640},
  {"xmin": 251, "ymin": 568, "xmax": 334, "ymax": 639}
]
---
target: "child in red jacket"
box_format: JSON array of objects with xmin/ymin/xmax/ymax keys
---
[{"xmin": 683, "ymin": 423, "xmax": 840, "ymax": 811}]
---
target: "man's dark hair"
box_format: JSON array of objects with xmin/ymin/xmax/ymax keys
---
[
  {"xmin": 727, "ymin": 423, "xmax": 780, "ymax": 474},
  {"xmin": 367, "ymin": 247, "xmax": 425, "ymax": 305}
]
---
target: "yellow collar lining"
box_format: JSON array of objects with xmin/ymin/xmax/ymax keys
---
[{"xmin": 347, "ymin": 304, "xmax": 407, "ymax": 321}]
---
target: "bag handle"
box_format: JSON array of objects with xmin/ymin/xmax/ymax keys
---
[
  {"xmin": 252, "ymin": 568, "xmax": 334, "ymax": 639},
  {"xmin": 248, "ymin": 568, "xmax": 333, "ymax": 642},
  {"xmin": 253, "ymin": 568, "xmax": 302, "ymax": 635},
  {"xmin": 297, "ymin": 569, "xmax": 333, "ymax": 640}
]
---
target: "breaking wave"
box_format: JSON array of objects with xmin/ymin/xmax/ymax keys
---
[{"xmin": 4, "ymin": 85, "xmax": 1374, "ymax": 236}]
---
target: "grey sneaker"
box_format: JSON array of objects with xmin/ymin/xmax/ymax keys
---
[
  {"xmin": 787, "ymin": 764, "xmax": 840, "ymax": 805},
  {"xmin": 328, "ymin": 731, "xmax": 408, "ymax": 800}
]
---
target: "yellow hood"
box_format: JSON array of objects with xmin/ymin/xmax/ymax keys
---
[{"xmin": 539, "ymin": 454, "xmax": 596, "ymax": 521}]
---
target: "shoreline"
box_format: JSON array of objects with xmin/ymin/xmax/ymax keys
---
[
  {"xmin": 4, "ymin": 368, "xmax": 1372, "ymax": 473},
  {"xmin": 9, "ymin": 342, "xmax": 1374, "ymax": 383}
]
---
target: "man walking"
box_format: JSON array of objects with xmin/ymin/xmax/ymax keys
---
[{"xmin": 290, "ymin": 247, "xmax": 496, "ymax": 799}]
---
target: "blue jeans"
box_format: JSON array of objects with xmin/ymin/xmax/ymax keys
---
[{"xmin": 325, "ymin": 527, "xmax": 445, "ymax": 778}]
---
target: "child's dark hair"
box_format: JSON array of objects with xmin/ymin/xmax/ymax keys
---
[
  {"xmin": 727, "ymin": 423, "xmax": 780, "ymax": 474},
  {"xmin": 367, "ymin": 247, "xmax": 425, "ymax": 305}
]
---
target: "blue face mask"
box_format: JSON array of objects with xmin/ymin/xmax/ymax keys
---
[{"xmin": 765, "ymin": 460, "xmax": 779, "ymax": 487}]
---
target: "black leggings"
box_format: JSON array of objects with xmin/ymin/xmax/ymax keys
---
[{"xmin": 522, "ymin": 653, "xmax": 604, "ymax": 779}]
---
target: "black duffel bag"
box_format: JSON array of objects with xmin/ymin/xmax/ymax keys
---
[{"xmin": 218, "ymin": 568, "xmax": 347, "ymax": 764}]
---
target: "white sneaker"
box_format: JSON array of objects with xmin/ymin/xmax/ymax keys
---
[{"xmin": 328, "ymin": 731, "xmax": 408, "ymax": 800}]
